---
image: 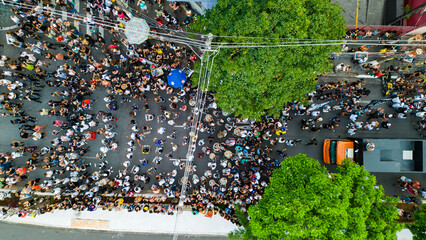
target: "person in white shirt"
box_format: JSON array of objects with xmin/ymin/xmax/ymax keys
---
[{"xmin": 10, "ymin": 15, "xmax": 20, "ymax": 25}]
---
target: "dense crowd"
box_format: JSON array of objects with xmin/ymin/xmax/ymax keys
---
[
  {"xmin": 0, "ymin": 0, "xmax": 425, "ymax": 227},
  {"xmin": 0, "ymin": 0, "xmax": 202, "ymax": 218},
  {"xmin": 305, "ymin": 31, "xmax": 426, "ymax": 138},
  {"xmin": 0, "ymin": 0, "xmax": 283, "ymax": 224}
]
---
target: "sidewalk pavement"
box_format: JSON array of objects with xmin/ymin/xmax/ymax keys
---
[
  {"xmin": 397, "ymin": 229, "xmax": 413, "ymax": 240},
  {"xmin": 0, "ymin": 209, "xmax": 238, "ymax": 236},
  {"xmin": 0, "ymin": 208, "xmax": 414, "ymax": 239}
]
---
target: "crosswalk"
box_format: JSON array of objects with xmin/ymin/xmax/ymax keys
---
[{"xmin": 39, "ymin": 0, "xmax": 106, "ymax": 38}]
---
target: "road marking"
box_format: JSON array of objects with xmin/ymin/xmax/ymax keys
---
[
  {"xmin": 356, "ymin": 0, "xmax": 359, "ymax": 27},
  {"xmin": 74, "ymin": 0, "xmax": 80, "ymax": 30},
  {"xmin": 86, "ymin": 2, "xmax": 92, "ymax": 36},
  {"xmin": 99, "ymin": 12, "xmax": 105, "ymax": 38},
  {"xmin": 61, "ymin": 0, "xmax": 67, "ymax": 22},
  {"xmin": 169, "ymin": 158, "xmax": 188, "ymax": 161},
  {"xmin": 0, "ymin": 25, "xmax": 18, "ymax": 31}
]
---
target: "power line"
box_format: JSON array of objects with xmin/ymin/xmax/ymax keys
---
[
  {"xmin": 1, "ymin": 1, "xmax": 119, "ymax": 29},
  {"xmin": 3, "ymin": 0, "xmax": 121, "ymax": 25},
  {"xmin": 3, "ymin": 1, "xmax": 424, "ymax": 55},
  {"xmin": 1, "ymin": 0, "xmax": 210, "ymax": 47},
  {"xmin": 210, "ymin": 41, "xmax": 426, "ymax": 49},
  {"xmin": 3, "ymin": 0, "xmax": 205, "ymax": 38},
  {"xmin": 1, "ymin": 1, "xmax": 204, "ymax": 47},
  {"xmin": 3, "ymin": 1, "xmax": 424, "ymax": 50}
]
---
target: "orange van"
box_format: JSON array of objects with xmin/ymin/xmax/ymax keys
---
[{"xmin": 323, "ymin": 139, "xmax": 355, "ymax": 165}]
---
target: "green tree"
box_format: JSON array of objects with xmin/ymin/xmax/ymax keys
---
[
  {"xmin": 408, "ymin": 203, "xmax": 426, "ymax": 240},
  {"xmin": 190, "ymin": 0, "xmax": 346, "ymax": 119},
  {"xmin": 246, "ymin": 154, "xmax": 403, "ymax": 239},
  {"xmin": 228, "ymin": 204, "xmax": 256, "ymax": 240}
]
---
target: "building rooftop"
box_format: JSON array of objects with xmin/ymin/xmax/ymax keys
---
[{"xmin": 363, "ymin": 139, "xmax": 426, "ymax": 172}]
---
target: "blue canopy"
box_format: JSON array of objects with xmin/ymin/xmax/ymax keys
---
[{"xmin": 167, "ymin": 69, "xmax": 187, "ymax": 88}]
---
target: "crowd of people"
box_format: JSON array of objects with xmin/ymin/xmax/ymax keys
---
[
  {"xmin": 0, "ymin": 0, "xmax": 202, "ymax": 218},
  {"xmin": 398, "ymin": 175, "xmax": 423, "ymax": 196},
  {"xmin": 312, "ymin": 30, "xmax": 426, "ymax": 138},
  {"xmin": 0, "ymin": 0, "xmax": 283, "ymax": 225},
  {"xmin": 0, "ymin": 0, "xmax": 425, "ymax": 228}
]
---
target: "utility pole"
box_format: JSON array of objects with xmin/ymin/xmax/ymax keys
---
[
  {"xmin": 172, "ymin": 33, "xmax": 218, "ymax": 240},
  {"xmin": 206, "ymin": 33, "xmax": 213, "ymax": 50}
]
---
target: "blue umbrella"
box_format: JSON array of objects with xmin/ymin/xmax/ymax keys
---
[{"xmin": 167, "ymin": 69, "xmax": 187, "ymax": 88}]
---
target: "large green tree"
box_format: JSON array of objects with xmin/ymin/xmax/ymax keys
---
[
  {"xmin": 190, "ymin": 0, "xmax": 346, "ymax": 119},
  {"xmin": 408, "ymin": 203, "xmax": 426, "ymax": 240},
  {"xmin": 247, "ymin": 154, "xmax": 403, "ymax": 239}
]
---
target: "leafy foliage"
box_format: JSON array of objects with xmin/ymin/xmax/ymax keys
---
[
  {"xmin": 190, "ymin": 0, "xmax": 346, "ymax": 119},
  {"xmin": 408, "ymin": 204, "xmax": 426, "ymax": 240},
  {"xmin": 247, "ymin": 154, "xmax": 403, "ymax": 239},
  {"xmin": 228, "ymin": 204, "xmax": 256, "ymax": 240}
]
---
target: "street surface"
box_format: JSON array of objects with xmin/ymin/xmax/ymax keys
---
[
  {"xmin": 0, "ymin": 0, "xmax": 425, "ymax": 236},
  {"xmin": 0, "ymin": 221, "xmax": 226, "ymax": 240}
]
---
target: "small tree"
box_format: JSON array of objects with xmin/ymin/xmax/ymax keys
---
[
  {"xmin": 408, "ymin": 203, "xmax": 426, "ymax": 240},
  {"xmin": 247, "ymin": 154, "xmax": 403, "ymax": 239},
  {"xmin": 228, "ymin": 204, "xmax": 256, "ymax": 240}
]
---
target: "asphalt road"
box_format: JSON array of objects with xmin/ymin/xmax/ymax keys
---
[
  {"xmin": 0, "ymin": 0, "xmax": 196, "ymax": 193},
  {"xmin": 0, "ymin": 221, "xmax": 227, "ymax": 240}
]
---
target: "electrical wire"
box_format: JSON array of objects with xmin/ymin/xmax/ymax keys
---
[
  {"xmin": 135, "ymin": 21, "xmax": 426, "ymax": 45},
  {"xmin": 1, "ymin": 0, "xmax": 210, "ymax": 47},
  {"xmin": 4, "ymin": 0, "xmax": 202, "ymax": 39},
  {"xmin": 149, "ymin": 31, "xmax": 207, "ymax": 44},
  {"xmin": 3, "ymin": 3, "xmax": 423, "ymax": 50},
  {"xmin": 214, "ymin": 39, "xmax": 426, "ymax": 44},
  {"xmin": 172, "ymin": 50, "xmax": 214, "ymax": 240},
  {"xmin": 143, "ymin": 23, "xmax": 426, "ymax": 46},
  {"xmin": 1, "ymin": 1, "xmax": 191, "ymax": 46},
  {"xmin": 4, "ymin": 0, "xmax": 425, "ymax": 50},
  {"xmin": 146, "ymin": 28, "xmax": 426, "ymax": 48},
  {"xmin": 3, "ymin": 0, "xmax": 121, "ymax": 25},
  {"xmin": 1, "ymin": 1, "xmax": 119, "ymax": 29},
  {"xmin": 115, "ymin": 2, "xmax": 159, "ymax": 25},
  {"xmin": 150, "ymin": 34, "xmax": 206, "ymax": 48},
  {"xmin": 210, "ymin": 42, "xmax": 426, "ymax": 49},
  {"xmin": 3, "ymin": 13, "xmax": 205, "ymax": 49},
  {"xmin": 2, "ymin": 1, "xmax": 425, "ymax": 50},
  {"xmin": 176, "ymin": 50, "xmax": 220, "ymax": 239}
]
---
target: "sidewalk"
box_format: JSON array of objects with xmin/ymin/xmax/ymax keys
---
[
  {"xmin": 0, "ymin": 209, "xmax": 238, "ymax": 236},
  {"xmin": 0, "ymin": 208, "xmax": 414, "ymax": 239}
]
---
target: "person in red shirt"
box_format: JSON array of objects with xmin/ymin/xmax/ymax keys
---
[{"xmin": 375, "ymin": 70, "xmax": 384, "ymax": 77}]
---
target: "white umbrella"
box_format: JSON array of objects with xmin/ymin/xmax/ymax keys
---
[{"xmin": 125, "ymin": 17, "xmax": 150, "ymax": 44}]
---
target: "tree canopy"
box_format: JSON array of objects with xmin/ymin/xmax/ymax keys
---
[
  {"xmin": 190, "ymin": 0, "xmax": 346, "ymax": 119},
  {"xmin": 247, "ymin": 154, "xmax": 403, "ymax": 239},
  {"xmin": 408, "ymin": 203, "xmax": 426, "ymax": 240}
]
